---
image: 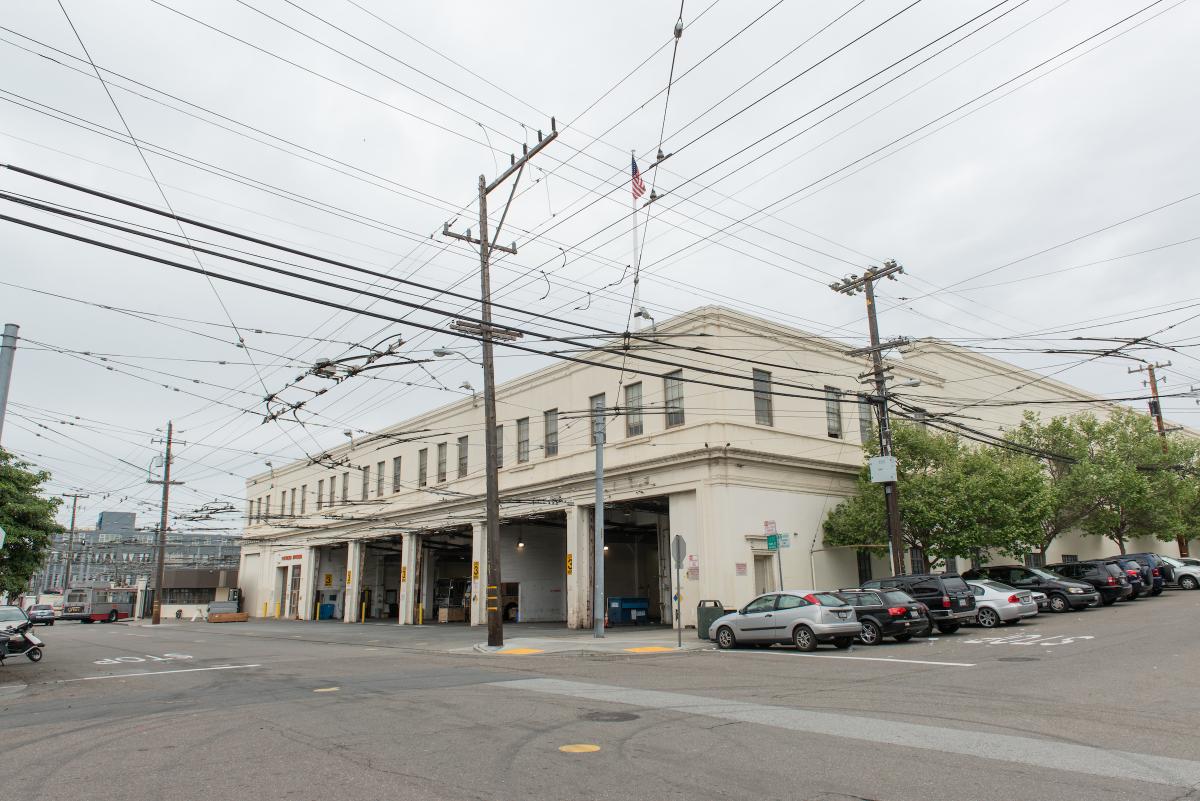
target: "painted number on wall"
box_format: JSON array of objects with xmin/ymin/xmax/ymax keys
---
[
  {"xmin": 323, "ymin": 573, "xmax": 333, "ymax": 587},
  {"xmin": 472, "ymin": 561, "xmax": 480, "ymax": 580},
  {"xmin": 565, "ymin": 553, "xmax": 573, "ymax": 575},
  {"xmin": 346, "ymin": 570, "xmax": 352, "ymax": 584},
  {"xmin": 401, "ymin": 566, "xmax": 407, "ymax": 583}
]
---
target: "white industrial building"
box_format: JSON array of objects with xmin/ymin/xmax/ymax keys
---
[{"xmin": 238, "ymin": 306, "xmax": 1197, "ymax": 629}]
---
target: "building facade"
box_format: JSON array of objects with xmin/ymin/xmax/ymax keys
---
[{"xmin": 239, "ymin": 307, "xmax": 1198, "ymax": 628}]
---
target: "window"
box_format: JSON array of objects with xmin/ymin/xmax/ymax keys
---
[
  {"xmin": 944, "ymin": 556, "xmax": 957, "ymax": 574},
  {"xmin": 544, "ymin": 409, "xmax": 559, "ymax": 457},
  {"xmin": 376, "ymin": 462, "xmax": 384, "ymax": 496},
  {"xmin": 392, "ymin": 456, "xmax": 402, "ymax": 493},
  {"xmin": 1061, "ymin": 554, "xmax": 1078, "ymax": 563},
  {"xmin": 495, "ymin": 425, "xmax": 504, "ymax": 468},
  {"xmin": 341, "ymin": 472, "xmax": 349, "ymax": 504},
  {"xmin": 289, "ymin": 488, "xmax": 296, "ymax": 517},
  {"xmin": 664, "ymin": 371, "xmax": 684, "ymax": 427},
  {"xmin": 254, "ymin": 497, "xmax": 262, "ymax": 521},
  {"xmin": 752, "ymin": 369, "xmax": 773, "ymax": 426},
  {"xmin": 457, "ymin": 436, "xmax": 468, "ymax": 478},
  {"xmin": 858, "ymin": 401, "xmax": 874, "ymax": 444},
  {"xmin": 744, "ymin": 595, "xmax": 778, "ymax": 613},
  {"xmin": 625, "ymin": 383, "xmax": 643, "ymax": 436},
  {"xmin": 328, "ymin": 476, "xmax": 336, "ymax": 507},
  {"xmin": 162, "ymin": 588, "xmax": 216, "ymax": 605},
  {"xmin": 362, "ymin": 466, "xmax": 370, "ymax": 500},
  {"xmin": 1023, "ymin": 552, "xmax": 1045, "ymax": 569},
  {"xmin": 775, "ymin": 594, "xmax": 807, "ymax": 610},
  {"xmin": 589, "ymin": 393, "xmax": 606, "ymax": 445},
  {"xmin": 825, "ymin": 386, "xmax": 842, "ymax": 439},
  {"xmin": 437, "ymin": 442, "xmax": 447, "ymax": 482},
  {"xmin": 517, "ymin": 418, "xmax": 530, "ymax": 463},
  {"xmin": 418, "ymin": 449, "xmax": 428, "ymax": 486},
  {"xmin": 300, "ymin": 485, "xmax": 307, "ymax": 515},
  {"xmin": 247, "ymin": 500, "xmax": 253, "ymax": 522},
  {"xmin": 279, "ymin": 495, "xmax": 285, "ymax": 517}
]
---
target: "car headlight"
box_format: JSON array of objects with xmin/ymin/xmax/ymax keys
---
[{"xmin": 1067, "ymin": 587, "xmax": 1085, "ymax": 594}]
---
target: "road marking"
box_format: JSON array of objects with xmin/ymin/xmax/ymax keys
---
[
  {"xmin": 58, "ymin": 664, "xmax": 261, "ymax": 683},
  {"xmin": 498, "ymin": 648, "xmax": 544, "ymax": 655},
  {"xmin": 494, "ymin": 678, "xmax": 1200, "ymax": 788},
  {"xmin": 719, "ymin": 649, "xmax": 974, "ymax": 667},
  {"xmin": 963, "ymin": 634, "xmax": 1094, "ymax": 647},
  {"xmin": 313, "ymin": 687, "xmax": 339, "ymax": 693},
  {"xmin": 559, "ymin": 744, "xmax": 601, "ymax": 753},
  {"xmin": 624, "ymin": 646, "xmax": 675, "ymax": 653}
]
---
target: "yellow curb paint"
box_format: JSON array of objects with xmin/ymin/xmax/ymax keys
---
[
  {"xmin": 624, "ymin": 646, "xmax": 675, "ymax": 653},
  {"xmin": 498, "ymin": 648, "xmax": 545, "ymax": 655},
  {"xmin": 559, "ymin": 744, "xmax": 601, "ymax": 753},
  {"xmin": 313, "ymin": 687, "xmax": 339, "ymax": 693}
]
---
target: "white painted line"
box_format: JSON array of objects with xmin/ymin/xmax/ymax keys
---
[
  {"xmin": 58, "ymin": 664, "xmax": 261, "ymax": 683},
  {"xmin": 493, "ymin": 678, "xmax": 1200, "ymax": 788},
  {"xmin": 719, "ymin": 648, "xmax": 974, "ymax": 667}
]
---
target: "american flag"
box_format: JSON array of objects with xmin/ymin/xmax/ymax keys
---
[{"xmin": 631, "ymin": 156, "xmax": 646, "ymax": 200}]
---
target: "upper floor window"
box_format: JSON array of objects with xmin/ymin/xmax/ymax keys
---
[
  {"xmin": 517, "ymin": 418, "xmax": 530, "ymax": 463},
  {"xmin": 625, "ymin": 383, "xmax": 643, "ymax": 437},
  {"xmin": 544, "ymin": 409, "xmax": 559, "ymax": 457},
  {"xmin": 824, "ymin": 386, "xmax": 842, "ymax": 439},
  {"xmin": 300, "ymin": 485, "xmax": 307, "ymax": 515},
  {"xmin": 376, "ymin": 462, "xmax": 384, "ymax": 496},
  {"xmin": 858, "ymin": 400, "xmax": 874, "ymax": 444},
  {"xmin": 752, "ymin": 369, "xmax": 773, "ymax": 426},
  {"xmin": 341, "ymin": 472, "xmax": 350, "ymax": 503},
  {"xmin": 316, "ymin": 480, "xmax": 324, "ymax": 510},
  {"xmin": 437, "ymin": 442, "xmax": 448, "ymax": 483},
  {"xmin": 495, "ymin": 425, "xmax": 504, "ymax": 468},
  {"xmin": 457, "ymin": 436, "xmax": 469, "ymax": 478},
  {"xmin": 392, "ymin": 456, "xmax": 402, "ymax": 493},
  {"xmin": 664, "ymin": 371, "xmax": 684, "ymax": 428},
  {"xmin": 418, "ymin": 449, "xmax": 428, "ymax": 487},
  {"xmin": 361, "ymin": 466, "xmax": 370, "ymax": 500},
  {"xmin": 328, "ymin": 475, "xmax": 336, "ymax": 506},
  {"xmin": 289, "ymin": 488, "xmax": 296, "ymax": 516}
]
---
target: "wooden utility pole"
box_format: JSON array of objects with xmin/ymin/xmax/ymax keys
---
[
  {"xmin": 442, "ymin": 120, "xmax": 558, "ymax": 647},
  {"xmin": 1129, "ymin": 361, "xmax": 1186, "ymax": 556},
  {"xmin": 59, "ymin": 492, "xmax": 89, "ymax": 594},
  {"xmin": 147, "ymin": 421, "xmax": 183, "ymax": 624},
  {"xmin": 832, "ymin": 260, "xmax": 909, "ymax": 576}
]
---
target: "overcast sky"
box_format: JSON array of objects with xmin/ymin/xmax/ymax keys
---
[{"xmin": 2, "ymin": 0, "xmax": 1199, "ymax": 530}]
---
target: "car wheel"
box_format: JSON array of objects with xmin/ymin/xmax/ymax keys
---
[
  {"xmin": 859, "ymin": 619, "xmax": 882, "ymax": 646},
  {"xmin": 715, "ymin": 626, "xmax": 736, "ymax": 650},
  {"xmin": 976, "ymin": 607, "xmax": 1000, "ymax": 628},
  {"xmin": 894, "ymin": 633, "xmax": 913, "ymax": 643},
  {"xmin": 1048, "ymin": 594, "xmax": 1070, "ymax": 613},
  {"xmin": 107, "ymin": 610, "xmax": 119, "ymax": 623},
  {"xmin": 935, "ymin": 623, "xmax": 960, "ymax": 635},
  {"xmin": 832, "ymin": 637, "xmax": 853, "ymax": 650},
  {"xmin": 792, "ymin": 625, "xmax": 817, "ymax": 652},
  {"xmin": 1180, "ymin": 575, "xmax": 1199, "ymax": 591}
]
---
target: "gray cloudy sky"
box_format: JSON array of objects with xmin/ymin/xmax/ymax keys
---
[{"xmin": 2, "ymin": 0, "xmax": 1198, "ymax": 529}]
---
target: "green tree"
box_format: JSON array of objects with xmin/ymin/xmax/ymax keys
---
[
  {"xmin": 822, "ymin": 423, "xmax": 1049, "ymax": 566},
  {"xmin": 1078, "ymin": 408, "xmax": 1188, "ymax": 553},
  {"xmin": 0, "ymin": 449, "xmax": 62, "ymax": 597}
]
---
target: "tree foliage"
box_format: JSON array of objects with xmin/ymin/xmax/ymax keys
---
[
  {"xmin": 0, "ymin": 449, "xmax": 62, "ymax": 597},
  {"xmin": 822, "ymin": 423, "xmax": 1049, "ymax": 565}
]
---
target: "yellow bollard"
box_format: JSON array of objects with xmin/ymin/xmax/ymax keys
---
[
  {"xmin": 417, "ymin": 603, "xmax": 423, "ymax": 626},
  {"xmin": 360, "ymin": 601, "xmax": 366, "ymax": 624},
  {"xmin": 274, "ymin": 601, "xmax": 281, "ymax": 619},
  {"xmin": 262, "ymin": 602, "xmax": 267, "ymax": 618}
]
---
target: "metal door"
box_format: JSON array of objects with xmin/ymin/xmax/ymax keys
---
[{"xmin": 288, "ymin": 565, "xmax": 301, "ymax": 618}]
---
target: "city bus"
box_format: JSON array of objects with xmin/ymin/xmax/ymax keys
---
[{"xmin": 61, "ymin": 588, "xmax": 137, "ymax": 622}]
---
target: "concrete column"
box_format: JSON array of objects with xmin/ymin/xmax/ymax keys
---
[
  {"xmin": 343, "ymin": 540, "xmax": 364, "ymax": 623},
  {"xmin": 398, "ymin": 533, "xmax": 419, "ymax": 625},
  {"xmin": 469, "ymin": 521, "xmax": 487, "ymax": 626},
  {"xmin": 565, "ymin": 504, "xmax": 591, "ymax": 629},
  {"xmin": 298, "ymin": 546, "xmax": 316, "ymax": 620}
]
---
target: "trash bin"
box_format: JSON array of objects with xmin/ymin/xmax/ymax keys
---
[
  {"xmin": 607, "ymin": 596, "xmax": 650, "ymax": 625},
  {"xmin": 318, "ymin": 603, "xmax": 335, "ymax": 620},
  {"xmin": 696, "ymin": 600, "xmax": 726, "ymax": 639}
]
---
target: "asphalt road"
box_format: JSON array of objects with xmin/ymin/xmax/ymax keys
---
[{"xmin": 5, "ymin": 591, "xmax": 1200, "ymax": 801}]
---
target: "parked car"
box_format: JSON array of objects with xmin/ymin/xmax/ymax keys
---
[
  {"xmin": 25, "ymin": 604, "xmax": 54, "ymax": 626},
  {"xmin": 861, "ymin": 573, "xmax": 976, "ymax": 634},
  {"xmin": 1109, "ymin": 553, "xmax": 1166, "ymax": 595},
  {"xmin": 836, "ymin": 588, "xmax": 930, "ymax": 644},
  {"xmin": 965, "ymin": 580, "xmax": 1039, "ymax": 627},
  {"xmin": 710, "ymin": 590, "xmax": 861, "ymax": 651},
  {"xmin": 1046, "ymin": 560, "xmax": 1131, "ymax": 606},
  {"xmin": 1109, "ymin": 559, "xmax": 1148, "ymax": 599},
  {"xmin": 1030, "ymin": 591, "xmax": 1049, "ymax": 611},
  {"xmin": 962, "ymin": 565, "xmax": 1099, "ymax": 612},
  {"xmin": 1175, "ymin": 557, "xmax": 1200, "ymax": 568},
  {"xmin": 1159, "ymin": 555, "xmax": 1200, "ymax": 590}
]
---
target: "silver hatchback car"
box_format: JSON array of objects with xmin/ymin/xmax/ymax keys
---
[{"xmin": 710, "ymin": 590, "xmax": 861, "ymax": 651}]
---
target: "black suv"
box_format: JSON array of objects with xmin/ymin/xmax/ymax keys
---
[
  {"xmin": 1045, "ymin": 560, "xmax": 1131, "ymax": 606},
  {"xmin": 962, "ymin": 565, "xmax": 1099, "ymax": 612},
  {"xmin": 837, "ymin": 588, "xmax": 930, "ymax": 644},
  {"xmin": 860, "ymin": 573, "xmax": 976, "ymax": 634},
  {"xmin": 1109, "ymin": 553, "xmax": 1167, "ymax": 595}
]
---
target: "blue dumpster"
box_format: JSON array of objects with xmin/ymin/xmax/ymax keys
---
[
  {"xmin": 318, "ymin": 603, "xmax": 336, "ymax": 620},
  {"xmin": 607, "ymin": 596, "xmax": 650, "ymax": 625}
]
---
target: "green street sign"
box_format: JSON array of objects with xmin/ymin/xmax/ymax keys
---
[{"xmin": 766, "ymin": 534, "xmax": 779, "ymax": 551}]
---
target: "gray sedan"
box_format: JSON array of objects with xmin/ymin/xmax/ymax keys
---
[
  {"xmin": 709, "ymin": 590, "xmax": 861, "ymax": 651},
  {"xmin": 966, "ymin": 580, "xmax": 1039, "ymax": 627}
]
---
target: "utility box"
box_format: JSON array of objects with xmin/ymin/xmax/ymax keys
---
[
  {"xmin": 607, "ymin": 596, "xmax": 649, "ymax": 625},
  {"xmin": 318, "ymin": 603, "xmax": 335, "ymax": 620},
  {"xmin": 696, "ymin": 600, "xmax": 726, "ymax": 639}
]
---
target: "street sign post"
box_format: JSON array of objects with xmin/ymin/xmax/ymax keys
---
[{"xmin": 671, "ymin": 534, "xmax": 686, "ymax": 648}]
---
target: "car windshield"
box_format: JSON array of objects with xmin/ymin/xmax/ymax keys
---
[
  {"xmin": 941, "ymin": 577, "xmax": 970, "ymax": 592},
  {"xmin": 0, "ymin": 608, "xmax": 27, "ymax": 622},
  {"xmin": 1160, "ymin": 555, "xmax": 1184, "ymax": 568},
  {"xmin": 980, "ymin": 581, "xmax": 1015, "ymax": 593},
  {"xmin": 882, "ymin": 590, "xmax": 915, "ymax": 605}
]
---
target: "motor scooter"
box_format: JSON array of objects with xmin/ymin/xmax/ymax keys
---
[{"xmin": 0, "ymin": 620, "xmax": 44, "ymax": 663}]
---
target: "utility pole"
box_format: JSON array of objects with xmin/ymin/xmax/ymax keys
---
[
  {"xmin": 59, "ymin": 493, "xmax": 89, "ymax": 594},
  {"xmin": 593, "ymin": 408, "xmax": 605, "ymax": 638},
  {"xmin": 1129, "ymin": 361, "xmax": 1186, "ymax": 556},
  {"xmin": 442, "ymin": 119, "xmax": 558, "ymax": 648},
  {"xmin": 0, "ymin": 323, "xmax": 18, "ymax": 445},
  {"xmin": 831, "ymin": 260, "xmax": 909, "ymax": 576},
  {"xmin": 147, "ymin": 421, "xmax": 183, "ymax": 624}
]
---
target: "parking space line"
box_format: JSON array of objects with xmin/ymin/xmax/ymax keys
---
[
  {"xmin": 494, "ymin": 678, "xmax": 1200, "ymax": 787},
  {"xmin": 716, "ymin": 649, "xmax": 974, "ymax": 667},
  {"xmin": 57, "ymin": 664, "xmax": 261, "ymax": 683}
]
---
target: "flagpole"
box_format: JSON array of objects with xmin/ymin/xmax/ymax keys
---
[{"xmin": 630, "ymin": 149, "xmax": 642, "ymax": 333}]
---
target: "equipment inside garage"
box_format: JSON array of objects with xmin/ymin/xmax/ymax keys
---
[
  {"xmin": 360, "ymin": 535, "xmax": 403, "ymax": 620},
  {"xmin": 602, "ymin": 497, "xmax": 670, "ymax": 624},
  {"xmin": 417, "ymin": 527, "xmax": 472, "ymax": 623}
]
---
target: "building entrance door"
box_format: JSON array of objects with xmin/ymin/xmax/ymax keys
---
[
  {"xmin": 753, "ymin": 554, "xmax": 777, "ymax": 594},
  {"xmin": 288, "ymin": 565, "xmax": 301, "ymax": 619}
]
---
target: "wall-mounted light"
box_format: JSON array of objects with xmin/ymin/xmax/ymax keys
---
[
  {"xmin": 517, "ymin": 537, "xmax": 525, "ymax": 549},
  {"xmin": 603, "ymin": 545, "xmax": 609, "ymax": 552}
]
